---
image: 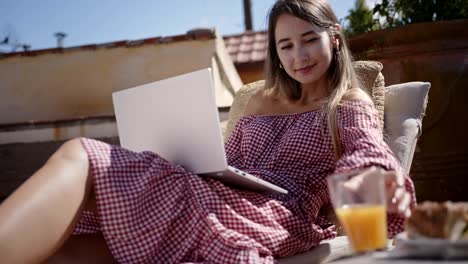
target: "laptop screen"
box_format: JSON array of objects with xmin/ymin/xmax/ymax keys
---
[{"xmin": 112, "ymin": 68, "xmax": 228, "ymax": 174}]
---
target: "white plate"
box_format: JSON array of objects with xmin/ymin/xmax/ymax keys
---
[{"xmin": 388, "ymin": 232, "xmax": 468, "ymax": 259}]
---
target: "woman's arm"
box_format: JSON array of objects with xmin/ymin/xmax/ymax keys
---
[{"xmin": 333, "ymin": 89, "xmax": 416, "ymax": 237}]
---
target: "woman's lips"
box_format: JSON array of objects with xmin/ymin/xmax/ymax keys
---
[{"xmin": 295, "ymin": 64, "xmax": 314, "ymax": 74}]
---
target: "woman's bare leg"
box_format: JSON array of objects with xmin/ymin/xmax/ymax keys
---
[
  {"xmin": 46, "ymin": 188, "xmax": 115, "ymax": 263},
  {"xmin": 0, "ymin": 138, "xmax": 97, "ymax": 263}
]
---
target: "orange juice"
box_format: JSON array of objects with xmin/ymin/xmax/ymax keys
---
[{"xmin": 335, "ymin": 204, "xmax": 387, "ymax": 252}]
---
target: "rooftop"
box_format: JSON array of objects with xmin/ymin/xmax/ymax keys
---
[
  {"xmin": 223, "ymin": 31, "xmax": 268, "ymax": 65},
  {"xmin": 1, "ymin": 29, "xmax": 269, "ymax": 66},
  {"xmin": 0, "ymin": 29, "xmax": 217, "ymax": 59}
]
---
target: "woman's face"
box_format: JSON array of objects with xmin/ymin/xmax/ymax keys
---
[{"xmin": 274, "ymin": 14, "xmax": 333, "ymax": 87}]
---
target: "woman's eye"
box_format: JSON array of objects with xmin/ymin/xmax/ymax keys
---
[
  {"xmin": 306, "ymin": 38, "xmax": 317, "ymax": 43},
  {"xmin": 280, "ymin": 45, "xmax": 292, "ymax": 50}
]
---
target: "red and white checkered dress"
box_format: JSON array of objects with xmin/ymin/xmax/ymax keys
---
[{"xmin": 74, "ymin": 100, "xmax": 415, "ymax": 263}]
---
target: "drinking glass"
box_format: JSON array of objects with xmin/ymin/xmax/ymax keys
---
[{"xmin": 327, "ymin": 167, "xmax": 388, "ymax": 253}]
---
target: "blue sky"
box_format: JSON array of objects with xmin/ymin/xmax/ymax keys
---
[{"xmin": 0, "ymin": 0, "xmax": 367, "ymax": 52}]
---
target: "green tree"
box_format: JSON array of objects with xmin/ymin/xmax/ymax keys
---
[
  {"xmin": 434, "ymin": 0, "xmax": 468, "ymax": 21},
  {"xmin": 373, "ymin": 0, "xmax": 468, "ymax": 28},
  {"xmin": 344, "ymin": 0, "xmax": 379, "ymax": 37},
  {"xmin": 372, "ymin": 0, "xmax": 404, "ymax": 28}
]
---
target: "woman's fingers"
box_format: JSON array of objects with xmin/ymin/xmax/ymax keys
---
[
  {"xmin": 385, "ymin": 181, "xmax": 398, "ymax": 205},
  {"xmin": 399, "ymin": 191, "xmax": 412, "ymax": 218},
  {"xmin": 340, "ymin": 168, "xmax": 411, "ymax": 217},
  {"xmin": 387, "ymin": 186, "xmax": 411, "ymax": 217},
  {"xmin": 387, "ymin": 186, "xmax": 401, "ymax": 212},
  {"xmin": 384, "ymin": 170, "xmax": 404, "ymax": 188},
  {"xmin": 383, "ymin": 170, "xmax": 411, "ymax": 217},
  {"xmin": 384, "ymin": 171, "xmax": 399, "ymax": 206}
]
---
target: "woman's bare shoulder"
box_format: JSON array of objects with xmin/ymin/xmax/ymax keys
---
[
  {"xmin": 341, "ymin": 87, "xmax": 374, "ymax": 104},
  {"xmin": 243, "ymin": 89, "xmax": 273, "ymax": 116}
]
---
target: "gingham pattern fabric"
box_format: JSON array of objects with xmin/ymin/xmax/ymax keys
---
[{"xmin": 73, "ymin": 100, "xmax": 415, "ymax": 263}]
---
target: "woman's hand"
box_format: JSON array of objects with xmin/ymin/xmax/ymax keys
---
[
  {"xmin": 382, "ymin": 169, "xmax": 412, "ymax": 218},
  {"xmin": 342, "ymin": 167, "xmax": 412, "ymax": 218}
]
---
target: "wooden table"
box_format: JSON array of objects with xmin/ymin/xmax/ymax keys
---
[
  {"xmin": 279, "ymin": 236, "xmax": 467, "ymax": 264},
  {"xmin": 331, "ymin": 254, "xmax": 465, "ymax": 264}
]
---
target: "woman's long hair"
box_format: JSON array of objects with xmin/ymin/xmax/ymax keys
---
[{"xmin": 264, "ymin": 0, "xmax": 360, "ymax": 159}]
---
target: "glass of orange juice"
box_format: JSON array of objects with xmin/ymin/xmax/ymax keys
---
[{"xmin": 327, "ymin": 167, "xmax": 388, "ymax": 253}]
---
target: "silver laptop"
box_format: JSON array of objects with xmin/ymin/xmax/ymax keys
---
[{"xmin": 112, "ymin": 68, "xmax": 288, "ymax": 194}]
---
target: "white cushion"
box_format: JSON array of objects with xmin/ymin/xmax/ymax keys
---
[{"xmin": 384, "ymin": 82, "xmax": 431, "ymax": 173}]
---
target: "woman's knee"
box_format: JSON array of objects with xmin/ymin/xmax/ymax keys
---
[
  {"xmin": 47, "ymin": 138, "xmax": 95, "ymax": 212},
  {"xmin": 51, "ymin": 138, "xmax": 88, "ymax": 165}
]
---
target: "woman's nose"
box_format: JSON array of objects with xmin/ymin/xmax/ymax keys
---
[{"xmin": 294, "ymin": 45, "xmax": 309, "ymax": 62}]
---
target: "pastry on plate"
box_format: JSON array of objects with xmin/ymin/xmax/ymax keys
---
[{"xmin": 405, "ymin": 201, "xmax": 468, "ymax": 240}]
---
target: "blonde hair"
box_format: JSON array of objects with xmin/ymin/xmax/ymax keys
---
[{"xmin": 264, "ymin": 0, "xmax": 360, "ymax": 159}]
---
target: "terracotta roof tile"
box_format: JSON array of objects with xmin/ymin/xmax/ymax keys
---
[
  {"xmin": 226, "ymin": 45, "xmax": 239, "ymax": 54},
  {"xmin": 225, "ymin": 37, "xmax": 240, "ymax": 46},
  {"xmin": 241, "ymin": 35, "xmax": 254, "ymax": 44},
  {"xmin": 236, "ymin": 52, "xmax": 251, "ymax": 64},
  {"xmin": 251, "ymin": 50, "xmax": 266, "ymax": 62},
  {"xmin": 238, "ymin": 42, "xmax": 251, "ymax": 52},
  {"xmin": 252, "ymin": 41, "xmax": 266, "ymax": 51},
  {"xmin": 223, "ymin": 31, "xmax": 267, "ymax": 65}
]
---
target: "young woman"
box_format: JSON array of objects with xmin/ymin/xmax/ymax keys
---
[{"xmin": 0, "ymin": 0, "xmax": 415, "ymax": 263}]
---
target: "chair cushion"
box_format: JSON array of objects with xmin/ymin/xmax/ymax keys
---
[
  {"xmin": 353, "ymin": 60, "xmax": 385, "ymax": 129},
  {"xmin": 224, "ymin": 60, "xmax": 385, "ymax": 140},
  {"xmin": 384, "ymin": 82, "xmax": 431, "ymax": 173}
]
